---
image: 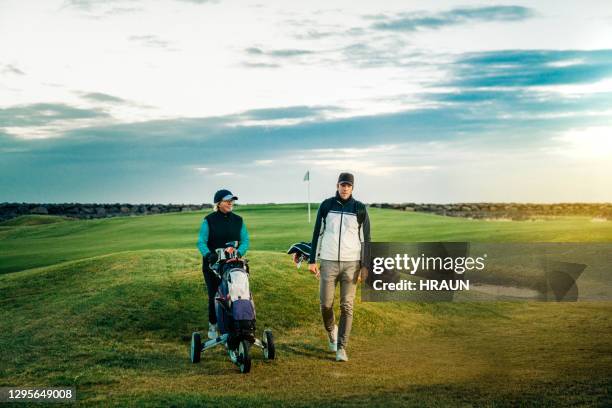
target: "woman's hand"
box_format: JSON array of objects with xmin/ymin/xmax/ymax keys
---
[
  {"xmin": 206, "ymin": 252, "xmax": 219, "ymax": 266},
  {"xmin": 308, "ymin": 263, "xmax": 320, "ymax": 280},
  {"xmin": 225, "ymin": 246, "xmax": 236, "ymax": 257}
]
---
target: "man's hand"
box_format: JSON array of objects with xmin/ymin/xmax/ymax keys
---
[
  {"xmin": 308, "ymin": 263, "xmax": 320, "ymax": 280},
  {"xmin": 358, "ymin": 266, "xmax": 368, "ymax": 283}
]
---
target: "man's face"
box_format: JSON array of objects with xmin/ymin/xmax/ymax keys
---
[
  {"xmin": 218, "ymin": 199, "xmax": 234, "ymax": 213},
  {"xmin": 337, "ymin": 182, "xmax": 353, "ymax": 200}
]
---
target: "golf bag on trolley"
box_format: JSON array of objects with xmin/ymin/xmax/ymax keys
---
[
  {"xmin": 213, "ymin": 256, "xmax": 256, "ymax": 350},
  {"xmin": 190, "ymin": 242, "xmax": 275, "ymax": 374}
]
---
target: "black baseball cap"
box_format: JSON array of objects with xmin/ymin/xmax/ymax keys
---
[
  {"xmin": 337, "ymin": 172, "xmax": 354, "ymax": 186},
  {"xmin": 213, "ymin": 189, "xmax": 238, "ymax": 203}
]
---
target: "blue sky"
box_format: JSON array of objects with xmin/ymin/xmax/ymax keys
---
[{"xmin": 1, "ymin": 0, "xmax": 611, "ymax": 204}]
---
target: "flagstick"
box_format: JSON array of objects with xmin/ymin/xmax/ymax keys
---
[{"xmin": 307, "ymin": 175, "xmax": 311, "ymax": 223}]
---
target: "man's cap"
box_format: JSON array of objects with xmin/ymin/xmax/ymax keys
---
[
  {"xmin": 337, "ymin": 172, "xmax": 354, "ymax": 186},
  {"xmin": 214, "ymin": 189, "xmax": 238, "ymax": 203}
]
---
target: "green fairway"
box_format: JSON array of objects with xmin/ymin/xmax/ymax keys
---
[
  {"xmin": 1, "ymin": 205, "xmax": 611, "ymax": 406},
  {"xmin": 2, "ymin": 204, "xmax": 611, "ymax": 275}
]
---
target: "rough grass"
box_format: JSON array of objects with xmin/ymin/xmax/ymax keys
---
[{"xmin": 1, "ymin": 205, "xmax": 611, "ymax": 406}]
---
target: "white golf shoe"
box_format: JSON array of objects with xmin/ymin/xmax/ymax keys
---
[{"xmin": 336, "ymin": 348, "xmax": 348, "ymax": 362}]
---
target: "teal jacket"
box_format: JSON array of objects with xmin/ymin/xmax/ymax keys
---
[{"xmin": 197, "ymin": 219, "xmax": 249, "ymax": 258}]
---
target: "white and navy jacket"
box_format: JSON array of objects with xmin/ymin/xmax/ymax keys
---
[{"xmin": 309, "ymin": 192, "xmax": 371, "ymax": 263}]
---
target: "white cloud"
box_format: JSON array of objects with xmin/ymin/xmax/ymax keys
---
[
  {"xmin": 254, "ymin": 159, "xmax": 274, "ymax": 165},
  {"xmin": 546, "ymin": 59, "xmax": 584, "ymax": 67},
  {"xmin": 300, "ymin": 159, "xmax": 437, "ymax": 176},
  {"xmin": 288, "ymin": 143, "xmax": 439, "ymax": 176},
  {"xmin": 531, "ymin": 78, "xmax": 612, "ymax": 96},
  {"xmin": 5, "ymin": 1, "xmax": 608, "ymax": 124},
  {"xmin": 548, "ymin": 126, "xmax": 612, "ymax": 159}
]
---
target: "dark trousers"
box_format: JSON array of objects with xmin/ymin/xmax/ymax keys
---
[{"xmin": 202, "ymin": 258, "xmax": 221, "ymax": 324}]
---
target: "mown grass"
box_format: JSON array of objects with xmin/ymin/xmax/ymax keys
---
[
  {"xmin": 0, "ymin": 214, "xmax": 74, "ymax": 227},
  {"xmin": 2, "ymin": 204, "xmax": 611, "ymax": 274},
  {"xmin": 1, "ymin": 205, "xmax": 611, "ymax": 406}
]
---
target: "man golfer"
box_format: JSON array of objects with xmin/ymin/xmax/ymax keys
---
[{"xmin": 308, "ymin": 172, "xmax": 371, "ymax": 361}]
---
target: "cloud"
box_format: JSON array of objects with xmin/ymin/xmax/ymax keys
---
[
  {"xmin": 293, "ymin": 6, "xmax": 532, "ymax": 41},
  {"xmin": 426, "ymin": 88, "xmax": 612, "ymax": 114},
  {"xmin": 245, "ymin": 47, "xmax": 313, "ymax": 58},
  {"xmin": 448, "ymin": 49, "xmax": 612, "ymax": 88},
  {"xmin": 546, "ymin": 126, "xmax": 612, "ymax": 160},
  {"xmin": 129, "ymin": 35, "xmax": 176, "ymax": 50},
  {"xmin": 177, "ymin": 0, "xmax": 218, "ymax": 4},
  {"xmin": 245, "ymin": 47, "xmax": 264, "ymax": 55},
  {"xmin": 79, "ymin": 92, "xmax": 126, "ymax": 104},
  {"xmin": 2, "ymin": 92, "xmax": 611, "ymax": 202},
  {"xmin": 241, "ymin": 62, "xmax": 280, "ymax": 69},
  {"xmin": 290, "ymin": 6, "xmax": 533, "ymax": 43},
  {"xmin": 294, "ymin": 30, "xmax": 337, "ymax": 40},
  {"xmin": 335, "ymin": 40, "xmax": 430, "ymax": 68},
  {"xmin": 62, "ymin": 0, "xmax": 99, "ymax": 11},
  {"xmin": 243, "ymin": 40, "xmax": 423, "ymax": 70},
  {"xmin": 254, "ymin": 159, "xmax": 273, "ymax": 165},
  {"xmin": 370, "ymin": 5, "xmax": 534, "ymax": 32},
  {"xmin": 1, "ymin": 95, "xmax": 598, "ymax": 162},
  {"xmin": 63, "ymin": 0, "xmax": 216, "ymax": 10},
  {"xmin": 242, "ymin": 46, "xmax": 314, "ymax": 67},
  {"xmin": 0, "ymin": 103, "xmax": 108, "ymax": 128},
  {"xmin": 231, "ymin": 105, "xmax": 343, "ymax": 122},
  {"xmin": 103, "ymin": 7, "xmax": 142, "ymax": 16},
  {"xmin": 288, "ymin": 144, "xmax": 439, "ymax": 176},
  {"xmin": 2, "ymin": 64, "xmax": 25, "ymax": 75},
  {"xmin": 61, "ymin": 0, "xmax": 143, "ymax": 18},
  {"xmin": 268, "ymin": 49, "xmax": 313, "ymax": 58}
]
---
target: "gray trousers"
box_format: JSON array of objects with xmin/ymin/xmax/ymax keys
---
[{"xmin": 319, "ymin": 259, "xmax": 361, "ymax": 350}]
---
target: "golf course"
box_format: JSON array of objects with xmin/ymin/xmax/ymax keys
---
[{"xmin": 1, "ymin": 204, "xmax": 611, "ymax": 407}]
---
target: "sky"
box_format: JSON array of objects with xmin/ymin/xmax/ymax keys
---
[{"xmin": 1, "ymin": 0, "xmax": 612, "ymax": 204}]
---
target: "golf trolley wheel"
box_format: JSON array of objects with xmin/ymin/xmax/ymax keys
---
[
  {"xmin": 190, "ymin": 332, "xmax": 201, "ymax": 363},
  {"xmin": 262, "ymin": 329, "xmax": 275, "ymax": 360},
  {"xmin": 237, "ymin": 339, "xmax": 251, "ymax": 373}
]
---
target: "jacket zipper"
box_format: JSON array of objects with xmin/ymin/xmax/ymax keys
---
[{"xmin": 337, "ymin": 200, "xmax": 344, "ymax": 262}]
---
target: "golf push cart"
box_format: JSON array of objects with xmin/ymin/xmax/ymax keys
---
[{"xmin": 190, "ymin": 242, "xmax": 275, "ymax": 373}]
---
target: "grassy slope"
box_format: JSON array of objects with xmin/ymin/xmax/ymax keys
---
[{"xmin": 1, "ymin": 205, "xmax": 611, "ymax": 407}]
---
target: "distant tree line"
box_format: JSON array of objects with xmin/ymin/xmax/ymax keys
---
[
  {"xmin": 0, "ymin": 203, "xmax": 213, "ymax": 222},
  {"xmin": 369, "ymin": 202, "xmax": 612, "ymax": 220},
  {"xmin": 1, "ymin": 202, "xmax": 610, "ymax": 223}
]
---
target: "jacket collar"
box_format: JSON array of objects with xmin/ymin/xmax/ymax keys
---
[{"xmin": 335, "ymin": 191, "xmax": 353, "ymax": 205}]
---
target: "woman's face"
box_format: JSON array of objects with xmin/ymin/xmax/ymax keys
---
[{"xmin": 218, "ymin": 199, "xmax": 234, "ymax": 213}]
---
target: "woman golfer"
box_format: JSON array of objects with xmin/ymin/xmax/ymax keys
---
[{"xmin": 197, "ymin": 189, "xmax": 250, "ymax": 339}]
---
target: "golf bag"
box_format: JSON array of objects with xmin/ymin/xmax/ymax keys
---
[{"xmin": 214, "ymin": 258, "xmax": 256, "ymax": 349}]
